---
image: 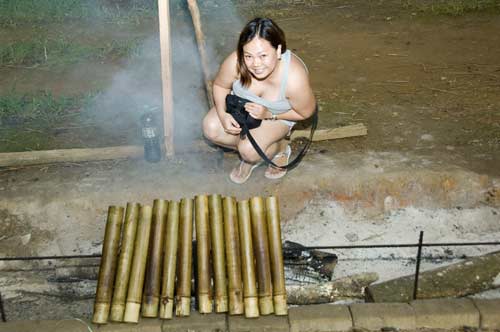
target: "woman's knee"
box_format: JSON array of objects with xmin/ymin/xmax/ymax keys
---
[
  {"xmin": 238, "ymin": 140, "xmax": 260, "ymax": 162},
  {"xmin": 202, "ymin": 111, "xmax": 222, "ymax": 142}
]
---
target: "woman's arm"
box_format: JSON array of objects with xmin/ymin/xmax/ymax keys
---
[
  {"xmin": 211, "ymin": 52, "xmax": 243, "ymax": 135},
  {"xmin": 276, "ymin": 56, "xmax": 316, "ymax": 121},
  {"xmin": 213, "ymin": 51, "xmax": 238, "ymax": 121}
]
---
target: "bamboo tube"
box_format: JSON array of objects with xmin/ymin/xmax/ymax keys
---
[
  {"xmin": 223, "ymin": 196, "xmax": 244, "ymax": 315},
  {"xmin": 250, "ymin": 197, "xmax": 274, "ymax": 315},
  {"xmin": 159, "ymin": 201, "xmax": 180, "ymax": 319},
  {"xmin": 92, "ymin": 206, "xmax": 124, "ymax": 324},
  {"xmin": 237, "ymin": 200, "xmax": 259, "ymax": 318},
  {"xmin": 208, "ymin": 194, "xmax": 228, "ymax": 313},
  {"xmin": 123, "ymin": 205, "xmax": 153, "ymax": 323},
  {"xmin": 265, "ymin": 196, "xmax": 288, "ymax": 315},
  {"xmin": 195, "ymin": 195, "xmax": 213, "ymax": 313},
  {"xmin": 175, "ymin": 198, "xmax": 193, "ymax": 317},
  {"xmin": 142, "ymin": 199, "xmax": 168, "ymax": 317},
  {"xmin": 110, "ymin": 203, "xmax": 140, "ymax": 322}
]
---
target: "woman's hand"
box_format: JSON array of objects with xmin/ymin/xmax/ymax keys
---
[
  {"xmin": 221, "ymin": 113, "xmax": 242, "ymax": 135},
  {"xmin": 244, "ymin": 102, "xmax": 272, "ymax": 120}
]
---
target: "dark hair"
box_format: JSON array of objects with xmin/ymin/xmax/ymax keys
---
[{"xmin": 237, "ymin": 18, "xmax": 287, "ymax": 87}]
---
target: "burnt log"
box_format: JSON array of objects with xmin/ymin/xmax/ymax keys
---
[
  {"xmin": 283, "ymin": 241, "xmax": 338, "ymax": 284},
  {"xmin": 286, "ymin": 272, "xmax": 378, "ymax": 305}
]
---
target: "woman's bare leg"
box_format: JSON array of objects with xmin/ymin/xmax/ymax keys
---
[
  {"xmin": 230, "ymin": 120, "xmax": 290, "ymax": 183},
  {"xmin": 202, "ymin": 107, "xmax": 239, "ymax": 149}
]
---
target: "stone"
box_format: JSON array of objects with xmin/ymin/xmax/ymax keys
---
[
  {"xmin": 350, "ymin": 303, "xmax": 416, "ymax": 330},
  {"xmin": 289, "ymin": 304, "xmax": 352, "ymax": 332},
  {"xmin": 98, "ymin": 318, "xmax": 162, "ymax": 332},
  {"xmin": 471, "ymin": 299, "xmax": 500, "ymax": 329},
  {"xmin": 410, "ymin": 298, "xmax": 480, "ymax": 329},
  {"xmin": 161, "ymin": 311, "xmax": 227, "ymax": 332},
  {"xmin": 0, "ymin": 319, "xmax": 96, "ymax": 332},
  {"xmin": 228, "ymin": 314, "xmax": 288, "ymax": 332}
]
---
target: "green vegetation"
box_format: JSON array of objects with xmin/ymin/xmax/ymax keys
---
[
  {"xmin": 0, "ymin": 37, "xmax": 144, "ymax": 67},
  {"xmin": 0, "ymin": 90, "xmax": 96, "ymax": 125},
  {"xmin": 0, "ymin": 0, "xmax": 157, "ymax": 27},
  {"xmin": 401, "ymin": 0, "xmax": 500, "ymax": 16}
]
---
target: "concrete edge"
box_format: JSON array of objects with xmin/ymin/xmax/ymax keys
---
[{"xmin": 1, "ymin": 298, "xmax": 498, "ymax": 332}]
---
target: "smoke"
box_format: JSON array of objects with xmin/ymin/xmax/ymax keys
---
[{"xmin": 88, "ymin": 0, "xmax": 244, "ymax": 154}]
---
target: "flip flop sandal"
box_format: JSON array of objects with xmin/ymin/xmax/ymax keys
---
[
  {"xmin": 229, "ymin": 160, "xmax": 263, "ymax": 184},
  {"xmin": 264, "ymin": 145, "xmax": 291, "ymax": 180}
]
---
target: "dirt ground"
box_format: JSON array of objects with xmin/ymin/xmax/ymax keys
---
[{"xmin": 1, "ymin": 0, "xmax": 500, "ymax": 322}]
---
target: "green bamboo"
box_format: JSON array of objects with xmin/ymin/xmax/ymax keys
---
[
  {"xmin": 142, "ymin": 199, "xmax": 168, "ymax": 317},
  {"xmin": 176, "ymin": 198, "xmax": 193, "ymax": 317},
  {"xmin": 237, "ymin": 199, "xmax": 259, "ymax": 318},
  {"xmin": 223, "ymin": 196, "xmax": 244, "ymax": 315},
  {"xmin": 92, "ymin": 206, "xmax": 124, "ymax": 324},
  {"xmin": 250, "ymin": 196, "xmax": 274, "ymax": 315},
  {"xmin": 159, "ymin": 201, "xmax": 180, "ymax": 319},
  {"xmin": 266, "ymin": 196, "xmax": 288, "ymax": 315},
  {"xmin": 110, "ymin": 203, "xmax": 140, "ymax": 322},
  {"xmin": 195, "ymin": 195, "xmax": 213, "ymax": 313},
  {"xmin": 209, "ymin": 194, "xmax": 228, "ymax": 313},
  {"xmin": 123, "ymin": 205, "xmax": 153, "ymax": 323}
]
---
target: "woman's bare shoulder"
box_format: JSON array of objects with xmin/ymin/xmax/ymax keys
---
[
  {"xmin": 221, "ymin": 51, "xmax": 238, "ymax": 72},
  {"xmin": 215, "ymin": 51, "xmax": 239, "ymax": 87},
  {"xmin": 287, "ymin": 53, "xmax": 311, "ymax": 91}
]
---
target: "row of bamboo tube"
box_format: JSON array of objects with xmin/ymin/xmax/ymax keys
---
[{"xmin": 92, "ymin": 195, "xmax": 287, "ymax": 324}]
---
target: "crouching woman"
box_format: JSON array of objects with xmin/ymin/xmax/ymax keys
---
[{"xmin": 203, "ymin": 17, "xmax": 316, "ymax": 184}]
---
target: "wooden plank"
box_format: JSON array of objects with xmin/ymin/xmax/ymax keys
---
[
  {"xmin": 0, "ymin": 142, "xmax": 218, "ymax": 168},
  {"xmin": 290, "ymin": 123, "xmax": 367, "ymax": 142},
  {"xmin": 187, "ymin": 0, "xmax": 214, "ymax": 108},
  {"xmin": 157, "ymin": 0, "xmax": 174, "ymax": 156},
  {"xmin": 0, "ymin": 146, "xmax": 143, "ymax": 167}
]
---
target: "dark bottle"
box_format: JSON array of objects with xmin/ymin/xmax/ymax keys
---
[{"xmin": 140, "ymin": 112, "xmax": 162, "ymax": 163}]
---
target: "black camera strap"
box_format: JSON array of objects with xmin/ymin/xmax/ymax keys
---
[{"xmin": 241, "ymin": 106, "xmax": 318, "ymax": 170}]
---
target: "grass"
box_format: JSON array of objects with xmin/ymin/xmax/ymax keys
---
[
  {"xmin": 0, "ymin": 37, "xmax": 143, "ymax": 67},
  {"xmin": 0, "ymin": 90, "xmax": 96, "ymax": 125},
  {"xmin": 0, "ymin": 0, "xmax": 157, "ymax": 27},
  {"xmin": 401, "ymin": 0, "xmax": 500, "ymax": 16},
  {"xmin": 0, "ymin": 90, "xmax": 144, "ymax": 152}
]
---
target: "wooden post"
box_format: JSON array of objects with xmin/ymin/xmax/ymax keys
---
[
  {"xmin": 157, "ymin": 0, "xmax": 174, "ymax": 156},
  {"xmin": 187, "ymin": 0, "xmax": 214, "ymax": 108}
]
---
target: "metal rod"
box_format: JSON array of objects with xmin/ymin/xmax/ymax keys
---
[
  {"xmin": 0, "ymin": 254, "xmax": 101, "ymax": 261},
  {"xmin": 289, "ymin": 241, "xmax": 500, "ymax": 250},
  {"xmin": 413, "ymin": 231, "xmax": 424, "ymax": 300},
  {"xmin": 1, "ymin": 241, "xmax": 499, "ymax": 262},
  {"xmin": 0, "ymin": 292, "xmax": 6, "ymax": 322}
]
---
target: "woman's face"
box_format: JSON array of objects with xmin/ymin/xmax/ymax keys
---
[{"xmin": 243, "ymin": 37, "xmax": 281, "ymax": 80}]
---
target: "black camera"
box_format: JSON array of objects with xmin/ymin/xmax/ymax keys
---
[{"xmin": 225, "ymin": 94, "xmax": 262, "ymax": 130}]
